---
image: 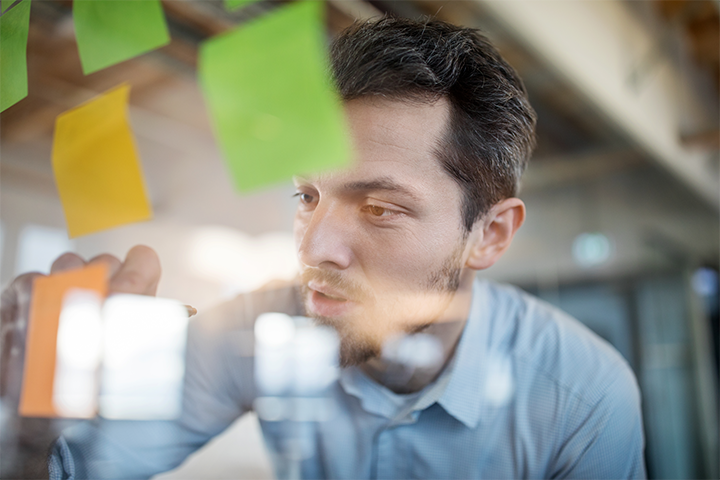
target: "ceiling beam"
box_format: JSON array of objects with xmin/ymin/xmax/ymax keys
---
[
  {"xmin": 682, "ymin": 129, "xmax": 720, "ymax": 150},
  {"xmin": 478, "ymin": 0, "xmax": 720, "ymax": 209},
  {"xmin": 161, "ymin": 0, "xmax": 234, "ymax": 37},
  {"xmin": 522, "ymin": 150, "xmax": 646, "ymax": 192}
]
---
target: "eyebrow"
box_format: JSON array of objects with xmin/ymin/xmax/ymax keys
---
[{"xmin": 340, "ymin": 177, "xmax": 421, "ymax": 201}]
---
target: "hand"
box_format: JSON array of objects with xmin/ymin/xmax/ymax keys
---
[{"xmin": 0, "ymin": 245, "xmax": 161, "ymax": 478}]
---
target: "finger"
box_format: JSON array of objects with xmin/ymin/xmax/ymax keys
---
[
  {"xmin": 1, "ymin": 272, "xmax": 44, "ymax": 330},
  {"xmin": 50, "ymin": 253, "xmax": 85, "ymax": 274},
  {"xmin": 109, "ymin": 245, "xmax": 161, "ymax": 296},
  {"xmin": 1, "ymin": 272, "xmax": 44, "ymax": 400},
  {"xmin": 88, "ymin": 254, "xmax": 122, "ymax": 279}
]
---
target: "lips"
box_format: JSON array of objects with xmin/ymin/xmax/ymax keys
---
[
  {"xmin": 307, "ymin": 281, "xmax": 354, "ymax": 317},
  {"xmin": 308, "ymin": 282, "xmax": 347, "ymax": 301}
]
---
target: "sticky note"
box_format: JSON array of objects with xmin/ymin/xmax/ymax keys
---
[
  {"xmin": 0, "ymin": 0, "xmax": 31, "ymax": 112},
  {"xmin": 199, "ymin": 1, "xmax": 351, "ymax": 192},
  {"xmin": 73, "ymin": 0, "xmax": 170, "ymax": 75},
  {"xmin": 19, "ymin": 263, "xmax": 108, "ymax": 417},
  {"xmin": 52, "ymin": 84, "xmax": 152, "ymax": 238},
  {"xmin": 225, "ymin": 0, "xmax": 256, "ymax": 11}
]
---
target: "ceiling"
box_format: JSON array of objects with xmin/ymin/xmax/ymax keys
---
[
  {"xmin": 4, "ymin": 0, "xmax": 717, "ymax": 188},
  {"xmin": 0, "ymin": 0, "xmax": 717, "ymax": 287}
]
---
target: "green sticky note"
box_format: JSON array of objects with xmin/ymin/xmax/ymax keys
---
[
  {"xmin": 199, "ymin": 1, "xmax": 351, "ymax": 192},
  {"xmin": 73, "ymin": 0, "xmax": 170, "ymax": 75},
  {"xmin": 225, "ymin": 0, "xmax": 257, "ymax": 11},
  {"xmin": 1, "ymin": 0, "xmax": 31, "ymax": 112}
]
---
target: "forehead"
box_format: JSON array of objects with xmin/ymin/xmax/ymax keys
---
[{"xmin": 304, "ymin": 97, "xmax": 459, "ymax": 197}]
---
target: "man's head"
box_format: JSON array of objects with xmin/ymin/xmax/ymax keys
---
[
  {"xmin": 294, "ymin": 17, "xmax": 536, "ymax": 366},
  {"xmin": 332, "ymin": 16, "xmax": 537, "ymax": 231}
]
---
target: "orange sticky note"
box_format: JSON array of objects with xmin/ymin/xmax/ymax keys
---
[
  {"xmin": 19, "ymin": 264, "xmax": 107, "ymax": 417},
  {"xmin": 51, "ymin": 84, "xmax": 152, "ymax": 238}
]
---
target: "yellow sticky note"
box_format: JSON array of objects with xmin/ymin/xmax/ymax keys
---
[
  {"xmin": 19, "ymin": 263, "xmax": 108, "ymax": 417},
  {"xmin": 51, "ymin": 84, "xmax": 152, "ymax": 238}
]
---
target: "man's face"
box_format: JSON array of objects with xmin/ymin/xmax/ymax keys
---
[{"xmin": 294, "ymin": 97, "xmax": 472, "ymax": 366}]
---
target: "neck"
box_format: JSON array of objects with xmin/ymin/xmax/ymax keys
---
[{"xmin": 360, "ymin": 271, "xmax": 476, "ymax": 393}]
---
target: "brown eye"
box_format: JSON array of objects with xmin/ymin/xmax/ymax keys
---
[
  {"xmin": 368, "ymin": 205, "xmax": 386, "ymax": 216},
  {"xmin": 299, "ymin": 193, "xmax": 315, "ymax": 204}
]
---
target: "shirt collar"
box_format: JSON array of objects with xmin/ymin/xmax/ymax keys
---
[
  {"xmin": 338, "ymin": 358, "xmax": 454, "ymax": 422},
  {"xmin": 338, "ymin": 366, "xmax": 395, "ymax": 419},
  {"xmin": 436, "ymin": 278, "xmax": 490, "ymax": 429},
  {"xmin": 339, "ymin": 279, "xmax": 490, "ymax": 429}
]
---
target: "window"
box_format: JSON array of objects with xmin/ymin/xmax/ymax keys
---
[{"xmin": 15, "ymin": 224, "xmax": 74, "ymax": 275}]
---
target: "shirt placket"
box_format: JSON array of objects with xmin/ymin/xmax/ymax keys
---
[{"xmin": 374, "ymin": 425, "xmax": 396, "ymax": 480}]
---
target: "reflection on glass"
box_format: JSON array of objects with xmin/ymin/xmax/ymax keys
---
[
  {"xmin": 254, "ymin": 314, "xmax": 340, "ymax": 479},
  {"xmin": 100, "ymin": 294, "xmax": 188, "ymax": 420},
  {"xmin": 54, "ymin": 293, "xmax": 189, "ymax": 420},
  {"xmin": 54, "ymin": 289, "xmax": 103, "ymax": 418},
  {"xmin": 254, "ymin": 313, "xmax": 339, "ymax": 405}
]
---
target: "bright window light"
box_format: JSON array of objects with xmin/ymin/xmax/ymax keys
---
[
  {"xmin": 572, "ymin": 232, "xmax": 613, "ymax": 268},
  {"xmin": 187, "ymin": 226, "xmax": 298, "ymax": 296},
  {"xmin": 15, "ymin": 224, "xmax": 74, "ymax": 275}
]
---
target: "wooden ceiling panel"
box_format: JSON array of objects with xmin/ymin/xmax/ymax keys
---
[
  {"xmin": 1, "ymin": 4, "xmax": 187, "ymax": 144},
  {"xmin": 655, "ymin": 0, "xmax": 720, "ymax": 92},
  {"xmin": 0, "ymin": 0, "xmax": 361, "ymax": 146}
]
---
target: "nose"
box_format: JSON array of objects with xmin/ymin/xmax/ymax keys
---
[{"xmin": 296, "ymin": 202, "xmax": 353, "ymax": 271}]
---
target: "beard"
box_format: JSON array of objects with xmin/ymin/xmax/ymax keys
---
[
  {"xmin": 300, "ymin": 268, "xmax": 378, "ymax": 367},
  {"xmin": 301, "ymin": 243, "xmax": 465, "ymax": 367}
]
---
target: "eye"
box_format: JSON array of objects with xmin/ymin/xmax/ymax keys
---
[
  {"xmin": 293, "ymin": 192, "xmax": 316, "ymax": 205},
  {"xmin": 368, "ymin": 205, "xmax": 387, "ymax": 216},
  {"xmin": 363, "ymin": 205, "xmax": 396, "ymax": 217}
]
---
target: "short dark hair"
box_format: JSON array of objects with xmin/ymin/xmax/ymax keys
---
[{"xmin": 330, "ymin": 16, "xmax": 537, "ymax": 231}]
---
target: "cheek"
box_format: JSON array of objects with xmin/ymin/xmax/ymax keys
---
[
  {"xmin": 362, "ymin": 230, "xmax": 446, "ymax": 290},
  {"xmin": 293, "ymin": 213, "xmax": 307, "ymax": 250}
]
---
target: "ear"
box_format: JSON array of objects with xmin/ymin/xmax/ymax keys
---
[{"xmin": 465, "ymin": 198, "xmax": 525, "ymax": 271}]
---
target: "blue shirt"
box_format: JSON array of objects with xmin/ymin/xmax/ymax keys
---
[{"xmin": 52, "ymin": 279, "xmax": 645, "ymax": 479}]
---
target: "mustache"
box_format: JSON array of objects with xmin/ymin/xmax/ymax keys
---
[{"xmin": 300, "ymin": 268, "xmax": 371, "ymax": 303}]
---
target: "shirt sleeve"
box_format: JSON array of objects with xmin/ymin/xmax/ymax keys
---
[
  {"xmin": 550, "ymin": 364, "xmax": 646, "ymax": 479},
  {"xmin": 48, "ymin": 285, "xmax": 304, "ymax": 480},
  {"xmin": 49, "ymin": 297, "xmax": 257, "ymax": 480}
]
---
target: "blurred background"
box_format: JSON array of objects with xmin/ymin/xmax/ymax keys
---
[{"xmin": 0, "ymin": 0, "xmax": 717, "ymax": 478}]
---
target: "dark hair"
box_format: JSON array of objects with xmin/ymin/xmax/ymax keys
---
[{"xmin": 330, "ymin": 16, "xmax": 537, "ymax": 231}]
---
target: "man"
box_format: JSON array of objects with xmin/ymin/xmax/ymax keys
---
[{"xmin": 1, "ymin": 16, "xmax": 645, "ymax": 479}]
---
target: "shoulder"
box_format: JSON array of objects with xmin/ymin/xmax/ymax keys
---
[{"xmin": 476, "ymin": 279, "xmax": 639, "ymax": 407}]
